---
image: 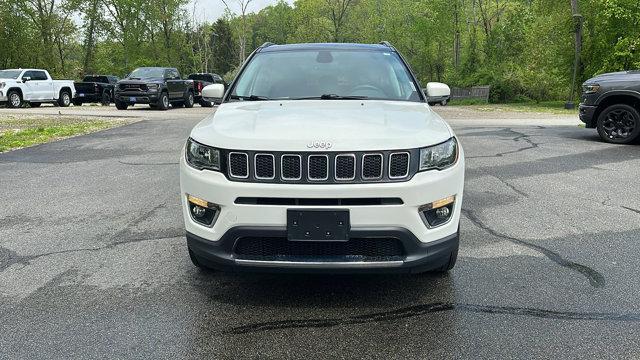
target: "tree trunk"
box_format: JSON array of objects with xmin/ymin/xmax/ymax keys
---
[
  {"xmin": 83, "ymin": 0, "xmax": 99, "ymax": 73},
  {"xmin": 566, "ymin": 0, "xmax": 583, "ymax": 108}
]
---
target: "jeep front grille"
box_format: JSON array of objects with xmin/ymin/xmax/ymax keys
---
[{"xmin": 224, "ymin": 150, "xmax": 415, "ymax": 184}]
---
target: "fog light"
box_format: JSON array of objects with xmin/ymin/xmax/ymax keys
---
[
  {"xmin": 435, "ymin": 206, "xmax": 450, "ymax": 218},
  {"xmin": 187, "ymin": 195, "xmax": 219, "ymax": 227},
  {"xmin": 420, "ymin": 195, "xmax": 455, "ymax": 228},
  {"xmin": 191, "ymin": 205, "xmax": 207, "ymax": 218}
]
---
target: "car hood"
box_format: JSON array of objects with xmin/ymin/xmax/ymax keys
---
[
  {"xmin": 190, "ymin": 100, "xmax": 453, "ymax": 152},
  {"xmin": 585, "ymin": 70, "xmax": 640, "ymax": 84},
  {"xmin": 119, "ymin": 78, "xmax": 163, "ymax": 84}
]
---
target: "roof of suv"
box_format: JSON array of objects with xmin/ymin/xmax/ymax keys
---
[{"xmin": 259, "ymin": 43, "xmax": 394, "ymax": 53}]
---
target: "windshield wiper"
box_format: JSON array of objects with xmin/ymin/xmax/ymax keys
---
[
  {"xmin": 293, "ymin": 94, "xmax": 369, "ymax": 100},
  {"xmin": 230, "ymin": 94, "xmax": 271, "ymax": 101}
]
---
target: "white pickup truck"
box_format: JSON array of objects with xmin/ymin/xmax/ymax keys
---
[{"xmin": 0, "ymin": 69, "xmax": 75, "ymax": 108}]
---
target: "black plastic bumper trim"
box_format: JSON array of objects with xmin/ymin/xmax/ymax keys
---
[{"xmin": 186, "ymin": 226, "xmax": 459, "ymax": 274}]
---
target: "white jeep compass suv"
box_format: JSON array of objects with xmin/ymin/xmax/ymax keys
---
[{"xmin": 180, "ymin": 42, "xmax": 464, "ymax": 274}]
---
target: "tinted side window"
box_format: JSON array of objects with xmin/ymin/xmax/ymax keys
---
[
  {"xmin": 22, "ymin": 71, "xmax": 35, "ymax": 80},
  {"xmin": 33, "ymin": 71, "xmax": 48, "ymax": 80}
]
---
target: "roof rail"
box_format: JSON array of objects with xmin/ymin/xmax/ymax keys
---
[
  {"xmin": 379, "ymin": 41, "xmax": 393, "ymax": 48},
  {"xmin": 260, "ymin": 42, "xmax": 275, "ymax": 48}
]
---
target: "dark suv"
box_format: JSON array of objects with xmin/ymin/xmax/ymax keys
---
[
  {"xmin": 579, "ymin": 70, "xmax": 640, "ymax": 144},
  {"xmin": 114, "ymin": 67, "xmax": 195, "ymax": 110}
]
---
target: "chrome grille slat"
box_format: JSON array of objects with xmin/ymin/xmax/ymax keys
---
[
  {"xmin": 281, "ymin": 154, "xmax": 302, "ymax": 181},
  {"xmin": 362, "ymin": 154, "xmax": 383, "ymax": 180},
  {"xmin": 389, "ymin": 152, "xmax": 410, "ymax": 179},
  {"xmin": 254, "ymin": 153, "xmax": 275, "ymax": 180},
  {"xmin": 308, "ymin": 155, "xmax": 329, "ymax": 181},
  {"xmin": 228, "ymin": 152, "xmax": 249, "ymax": 179},
  {"xmin": 335, "ymin": 154, "xmax": 356, "ymax": 181}
]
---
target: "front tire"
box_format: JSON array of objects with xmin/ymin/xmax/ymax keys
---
[
  {"xmin": 440, "ymin": 99, "xmax": 448, "ymax": 106},
  {"xmin": 596, "ymin": 104, "xmax": 640, "ymax": 144},
  {"xmin": 188, "ymin": 248, "xmax": 214, "ymax": 271},
  {"xmin": 7, "ymin": 90, "xmax": 22, "ymax": 108},
  {"xmin": 58, "ymin": 90, "xmax": 71, "ymax": 107},
  {"xmin": 435, "ymin": 246, "xmax": 458, "ymax": 273},
  {"xmin": 157, "ymin": 92, "xmax": 169, "ymax": 110},
  {"xmin": 115, "ymin": 100, "xmax": 128, "ymax": 110},
  {"xmin": 101, "ymin": 91, "xmax": 111, "ymax": 106},
  {"xmin": 200, "ymin": 99, "xmax": 213, "ymax": 108},
  {"xmin": 184, "ymin": 91, "xmax": 194, "ymax": 108}
]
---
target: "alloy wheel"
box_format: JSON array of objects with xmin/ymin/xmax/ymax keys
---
[
  {"xmin": 602, "ymin": 109, "xmax": 637, "ymax": 140},
  {"xmin": 10, "ymin": 93, "xmax": 20, "ymax": 107}
]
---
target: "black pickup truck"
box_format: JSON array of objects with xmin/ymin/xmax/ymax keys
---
[
  {"xmin": 73, "ymin": 75, "xmax": 119, "ymax": 106},
  {"xmin": 187, "ymin": 73, "xmax": 226, "ymax": 107},
  {"xmin": 114, "ymin": 67, "xmax": 195, "ymax": 110},
  {"xmin": 579, "ymin": 70, "xmax": 640, "ymax": 144}
]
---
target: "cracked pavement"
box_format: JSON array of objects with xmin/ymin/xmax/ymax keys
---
[{"xmin": 1, "ymin": 106, "xmax": 640, "ymax": 359}]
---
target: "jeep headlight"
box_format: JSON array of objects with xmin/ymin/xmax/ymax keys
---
[
  {"xmin": 419, "ymin": 137, "xmax": 458, "ymax": 171},
  {"xmin": 582, "ymin": 84, "xmax": 600, "ymax": 94},
  {"xmin": 186, "ymin": 138, "xmax": 220, "ymax": 171},
  {"xmin": 148, "ymin": 84, "xmax": 159, "ymax": 92}
]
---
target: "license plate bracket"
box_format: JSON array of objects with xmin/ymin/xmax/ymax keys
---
[
  {"xmin": 129, "ymin": 97, "xmax": 136, "ymax": 102},
  {"xmin": 287, "ymin": 209, "xmax": 350, "ymax": 242}
]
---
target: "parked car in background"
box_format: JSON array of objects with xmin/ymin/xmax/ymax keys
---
[
  {"xmin": 187, "ymin": 73, "xmax": 226, "ymax": 107},
  {"xmin": 0, "ymin": 69, "xmax": 75, "ymax": 108},
  {"xmin": 114, "ymin": 67, "xmax": 194, "ymax": 111},
  {"xmin": 579, "ymin": 70, "xmax": 640, "ymax": 144},
  {"xmin": 424, "ymin": 82, "xmax": 451, "ymax": 106},
  {"xmin": 73, "ymin": 75, "xmax": 119, "ymax": 106}
]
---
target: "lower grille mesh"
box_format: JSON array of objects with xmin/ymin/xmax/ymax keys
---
[{"xmin": 235, "ymin": 237, "xmax": 404, "ymax": 261}]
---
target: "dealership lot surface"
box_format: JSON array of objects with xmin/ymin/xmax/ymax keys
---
[{"xmin": 1, "ymin": 105, "xmax": 639, "ymax": 359}]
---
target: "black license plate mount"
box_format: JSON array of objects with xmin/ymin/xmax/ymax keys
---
[{"xmin": 287, "ymin": 209, "xmax": 350, "ymax": 242}]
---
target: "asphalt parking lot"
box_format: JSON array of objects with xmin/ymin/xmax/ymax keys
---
[{"xmin": 1, "ymin": 104, "xmax": 639, "ymax": 359}]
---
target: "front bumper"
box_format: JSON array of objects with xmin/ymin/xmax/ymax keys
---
[
  {"xmin": 187, "ymin": 227, "xmax": 459, "ymax": 273},
  {"xmin": 180, "ymin": 151, "xmax": 464, "ymax": 272},
  {"xmin": 115, "ymin": 91, "xmax": 159, "ymax": 104},
  {"xmin": 579, "ymin": 103, "xmax": 598, "ymax": 128}
]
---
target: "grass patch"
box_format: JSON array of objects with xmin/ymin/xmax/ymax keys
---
[
  {"xmin": 449, "ymin": 100, "xmax": 577, "ymax": 115},
  {"xmin": 0, "ymin": 116, "xmax": 126, "ymax": 152},
  {"xmin": 448, "ymin": 98, "xmax": 489, "ymax": 106}
]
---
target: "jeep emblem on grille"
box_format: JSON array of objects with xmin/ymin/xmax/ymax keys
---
[{"xmin": 307, "ymin": 141, "xmax": 333, "ymax": 149}]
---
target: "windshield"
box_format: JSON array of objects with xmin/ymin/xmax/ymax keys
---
[
  {"xmin": 0, "ymin": 70, "xmax": 22, "ymax": 79},
  {"xmin": 230, "ymin": 49, "xmax": 422, "ymax": 102},
  {"xmin": 129, "ymin": 68, "xmax": 164, "ymax": 79}
]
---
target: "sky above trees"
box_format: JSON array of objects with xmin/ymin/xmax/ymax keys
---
[{"xmin": 194, "ymin": 0, "xmax": 295, "ymax": 21}]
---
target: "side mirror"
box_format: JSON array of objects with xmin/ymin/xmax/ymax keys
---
[
  {"xmin": 202, "ymin": 83, "xmax": 225, "ymax": 101},
  {"xmin": 22, "ymin": 76, "xmax": 31, "ymax": 82},
  {"xmin": 425, "ymin": 82, "xmax": 451, "ymax": 100}
]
